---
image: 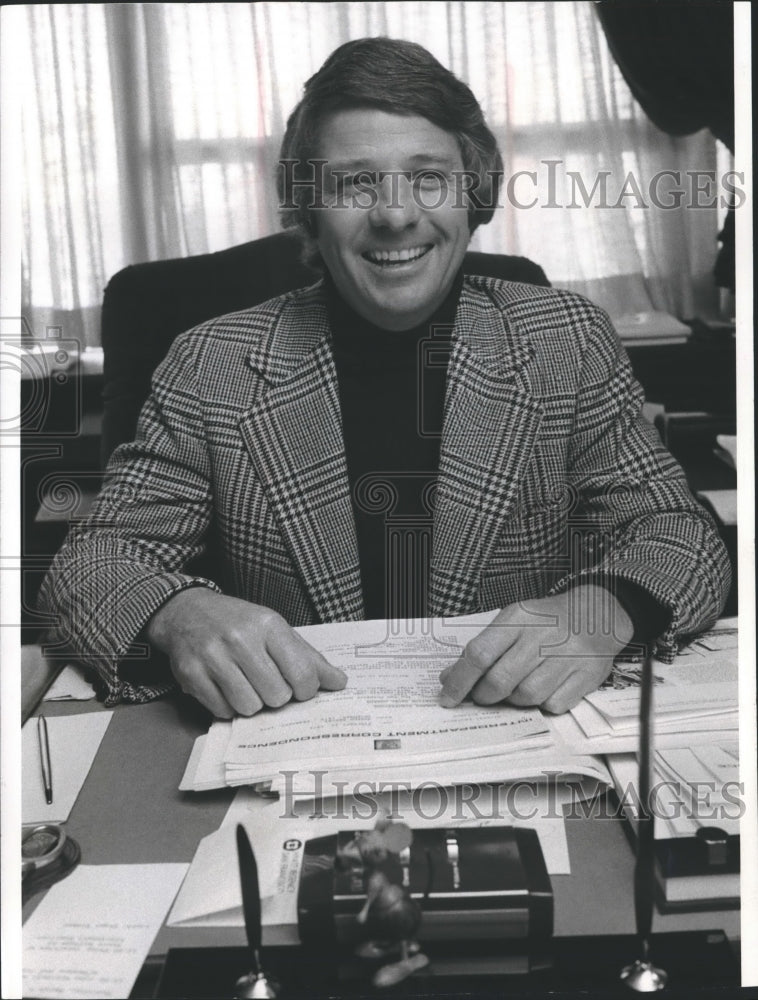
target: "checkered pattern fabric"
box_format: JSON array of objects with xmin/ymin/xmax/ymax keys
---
[{"xmin": 38, "ymin": 276, "xmax": 730, "ymax": 704}]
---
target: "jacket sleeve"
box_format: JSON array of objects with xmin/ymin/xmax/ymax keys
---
[
  {"xmin": 37, "ymin": 333, "xmax": 222, "ymax": 705},
  {"xmin": 549, "ymin": 305, "xmax": 731, "ymax": 659}
]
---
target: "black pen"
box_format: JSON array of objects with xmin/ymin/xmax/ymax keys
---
[{"xmin": 38, "ymin": 715, "xmax": 53, "ymax": 805}]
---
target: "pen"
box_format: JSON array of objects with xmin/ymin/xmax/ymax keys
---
[
  {"xmin": 620, "ymin": 649, "xmax": 667, "ymax": 990},
  {"xmin": 235, "ymin": 824, "xmax": 277, "ymax": 998},
  {"xmin": 38, "ymin": 715, "xmax": 53, "ymax": 805}
]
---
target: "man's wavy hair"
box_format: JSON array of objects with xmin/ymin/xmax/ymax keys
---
[{"xmin": 277, "ymin": 37, "xmax": 503, "ymax": 264}]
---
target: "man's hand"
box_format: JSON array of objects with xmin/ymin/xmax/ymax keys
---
[
  {"xmin": 146, "ymin": 589, "xmax": 347, "ymax": 718},
  {"xmin": 439, "ymin": 585, "xmax": 634, "ymax": 714}
]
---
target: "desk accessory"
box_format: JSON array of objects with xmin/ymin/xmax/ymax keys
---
[
  {"xmin": 297, "ymin": 823, "xmax": 552, "ymax": 985},
  {"xmin": 609, "ymin": 782, "xmax": 741, "ymax": 913},
  {"xmin": 620, "ymin": 651, "xmax": 667, "ymax": 992},
  {"xmin": 21, "ymin": 823, "xmax": 81, "ymax": 902},
  {"xmin": 653, "ymin": 829, "xmax": 739, "ymax": 912},
  {"xmin": 38, "ymin": 714, "xmax": 54, "ymax": 803},
  {"xmin": 155, "ymin": 794, "xmax": 737, "ymax": 997},
  {"xmin": 155, "ymin": 930, "xmax": 737, "ymax": 998},
  {"xmin": 337, "ymin": 821, "xmax": 430, "ymax": 987},
  {"xmin": 235, "ymin": 824, "xmax": 278, "ymax": 999}
]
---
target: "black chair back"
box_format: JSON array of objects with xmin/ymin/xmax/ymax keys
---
[{"xmin": 100, "ymin": 231, "xmax": 548, "ymax": 462}]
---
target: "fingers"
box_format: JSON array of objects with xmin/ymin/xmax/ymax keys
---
[
  {"xmin": 439, "ymin": 663, "xmax": 454, "ymax": 684},
  {"xmin": 162, "ymin": 597, "xmax": 346, "ymax": 717},
  {"xmin": 437, "ymin": 600, "xmax": 616, "ymax": 713},
  {"xmin": 439, "ymin": 621, "xmax": 523, "ymax": 707},
  {"xmin": 316, "ymin": 659, "xmax": 349, "ymax": 691},
  {"xmin": 539, "ymin": 658, "xmax": 614, "ymax": 714},
  {"xmin": 472, "ymin": 651, "xmax": 546, "ymax": 706},
  {"xmin": 266, "ymin": 626, "xmax": 347, "ymax": 699},
  {"xmin": 233, "ymin": 643, "xmax": 293, "ymax": 708},
  {"xmin": 202, "ymin": 688, "xmax": 237, "ymax": 720},
  {"xmin": 196, "ymin": 682, "xmax": 236, "ymax": 720},
  {"xmin": 216, "ymin": 663, "xmax": 266, "ymax": 716},
  {"xmin": 438, "ymin": 592, "xmax": 623, "ymax": 713},
  {"xmin": 504, "ymin": 658, "xmax": 565, "ymax": 707},
  {"xmin": 172, "ymin": 656, "xmax": 258, "ymax": 719},
  {"xmin": 470, "ymin": 652, "xmax": 614, "ymax": 714},
  {"xmin": 541, "ymin": 676, "xmax": 585, "ymax": 715}
]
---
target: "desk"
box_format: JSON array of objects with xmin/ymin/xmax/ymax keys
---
[{"xmin": 21, "ymin": 694, "xmax": 742, "ymax": 998}]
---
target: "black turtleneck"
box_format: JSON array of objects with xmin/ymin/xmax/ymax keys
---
[{"xmin": 326, "ymin": 271, "xmax": 464, "ymax": 620}]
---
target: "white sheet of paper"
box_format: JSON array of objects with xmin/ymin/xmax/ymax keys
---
[
  {"xmin": 606, "ymin": 748, "xmax": 742, "ymax": 840},
  {"xmin": 22, "ymin": 713, "xmax": 113, "ymax": 823},
  {"xmin": 44, "ymin": 664, "xmax": 96, "ymax": 701},
  {"xmin": 586, "ymin": 681, "xmax": 736, "ymax": 722},
  {"xmin": 266, "ymin": 744, "xmax": 610, "ymax": 798},
  {"xmin": 690, "ymin": 742, "xmax": 741, "ymax": 781},
  {"xmin": 596, "ymin": 710, "xmax": 739, "ymax": 738},
  {"xmin": 551, "ymin": 708, "xmax": 738, "ymax": 757},
  {"xmin": 22, "ymin": 863, "xmax": 188, "ymax": 1000}
]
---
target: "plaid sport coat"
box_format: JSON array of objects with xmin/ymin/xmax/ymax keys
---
[{"xmin": 39, "ymin": 276, "xmax": 730, "ymax": 704}]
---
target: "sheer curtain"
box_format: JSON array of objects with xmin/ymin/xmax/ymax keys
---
[{"xmin": 20, "ymin": 2, "xmax": 730, "ymax": 346}]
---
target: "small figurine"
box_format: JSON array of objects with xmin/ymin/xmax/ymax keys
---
[
  {"xmin": 355, "ymin": 870, "xmax": 429, "ymax": 987},
  {"xmin": 338, "ymin": 816, "xmax": 412, "ymax": 869},
  {"xmin": 339, "ymin": 818, "xmax": 429, "ymax": 988}
]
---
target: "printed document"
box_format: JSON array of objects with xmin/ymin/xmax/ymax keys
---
[
  {"xmin": 23, "ymin": 863, "xmax": 187, "ymax": 999},
  {"xmin": 210, "ymin": 614, "xmax": 552, "ymax": 789}
]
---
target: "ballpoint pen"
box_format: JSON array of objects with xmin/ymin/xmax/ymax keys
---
[{"xmin": 38, "ymin": 715, "xmax": 53, "ymax": 805}]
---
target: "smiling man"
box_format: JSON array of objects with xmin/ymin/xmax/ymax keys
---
[
  {"xmin": 40, "ymin": 38, "xmax": 729, "ymax": 717},
  {"xmin": 313, "ymin": 109, "xmax": 470, "ymax": 330}
]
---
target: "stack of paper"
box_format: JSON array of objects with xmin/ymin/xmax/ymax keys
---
[
  {"xmin": 180, "ymin": 613, "xmax": 596, "ymax": 797},
  {"xmin": 585, "ymin": 620, "xmax": 741, "ymax": 910},
  {"xmin": 554, "ymin": 620, "xmax": 739, "ymax": 756},
  {"xmin": 612, "ymin": 310, "xmax": 691, "ymax": 346},
  {"xmin": 606, "ymin": 742, "xmax": 741, "ymax": 840},
  {"xmin": 606, "ymin": 742, "xmax": 741, "ymax": 909}
]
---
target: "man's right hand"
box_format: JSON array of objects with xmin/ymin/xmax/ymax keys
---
[{"xmin": 145, "ymin": 589, "xmax": 347, "ymax": 718}]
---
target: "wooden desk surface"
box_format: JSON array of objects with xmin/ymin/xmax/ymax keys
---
[{"xmin": 22, "ymin": 694, "xmax": 741, "ymax": 1000}]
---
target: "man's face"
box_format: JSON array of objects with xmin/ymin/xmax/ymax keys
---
[{"xmin": 314, "ymin": 108, "xmax": 471, "ymax": 331}]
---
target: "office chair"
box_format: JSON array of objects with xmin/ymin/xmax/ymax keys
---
[{"xmin": 100, "ymin": 231, "xmax": 549, "ymax": 463}]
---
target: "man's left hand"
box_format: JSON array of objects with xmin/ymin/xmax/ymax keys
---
[{"xmin": 439, "ymin": 585, "xmax": 634, "ymax": 714}]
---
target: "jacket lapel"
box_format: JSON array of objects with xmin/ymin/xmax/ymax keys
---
[
  {"xmin": 238, "ymin": 288, "xmax": 364, "ymax": 623},
  {"xmin": 237, "ymin": 279, "xmax": 543, "ymax": 622},
  {"xmin": 430, "ymin": 284, "xmax": 544, "ymax": 615}
]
